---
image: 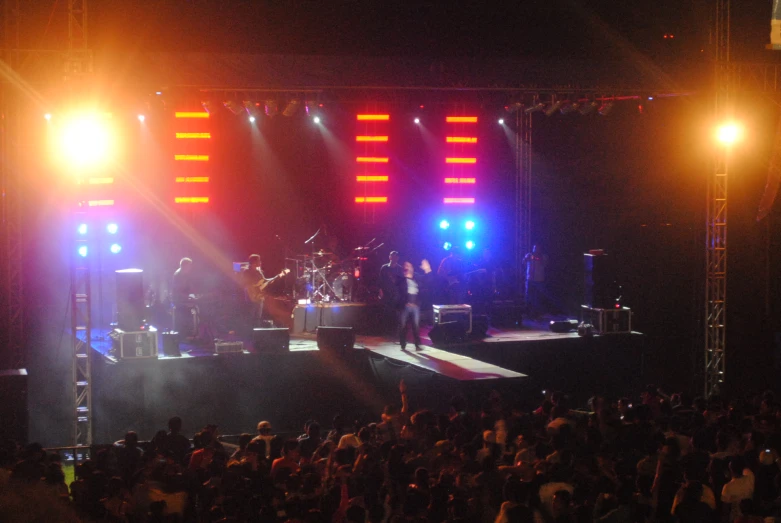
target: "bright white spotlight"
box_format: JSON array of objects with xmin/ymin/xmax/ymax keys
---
[
  {"xmin": 498, "ymin": 118, "xmax": 505, "ymax": 125},
  {"xmin": 56, "ymin": 114, "xmax": 114, "ymax": 170},
  {"xmin": 78, "ymin": 245, "xmax": 88, "ymax": 257},
  {"xmin": 137, "ymin": 114, "xmax": 145, "ymax": 122},
  {"xmin": 313, "ymin": 116, "xmax": 321, "ymax": 124},
  {"xmin": 465, "ymin": 220, "xmax": 475, "ymax": 230},
  {"xmin": 439, "ymin": 219, "xmax": 450, "ymax": 230},
  {"xmin": 465, "ymin": 240, "xmax": 475, "ymax": 250},
  {"xmin": 77, "ymin": 223, "xmax": 88, "ymax": 235},
  {"xmin": 249, "ymin": 115, "xmax": 256, "ymax": 123},
  {"xmin": 106, "ymin": 223, "xmax": 118, "ymax": 234},
  {"xmin": 414, "ymin": 117, "xmax": 420, "ymax": 124},
  {"xmin": 716, "ymin": 122, "xmax": 744, "ymax": 146},
  {"xmin": 44, "ymin": 113, "xmax": 52, "ymax": 121},
  {"xmin": 109, "ymin": 243, "xmax": 122, "ymax": 254},
  {"xmin": 443, "ymin": 242, "xmax": 452, "ymax": 251}
]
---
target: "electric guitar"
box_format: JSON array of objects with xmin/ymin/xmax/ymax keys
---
[
  {"xmin": 444, "ymin": 268, "xmax": 486, "ymax": 286},
  {"xmin": 246, "ymin": 269, "xmax": 291, "ymax": 302}
]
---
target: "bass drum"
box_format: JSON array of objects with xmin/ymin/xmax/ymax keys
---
[{"xmin": 330, "ymin": 272, "xmax": 353, "ymax": 302}]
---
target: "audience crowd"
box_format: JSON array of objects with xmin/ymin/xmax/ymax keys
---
[{"xmin": 3, "ymin": 381, "xmax": 781, "ymax": 523}]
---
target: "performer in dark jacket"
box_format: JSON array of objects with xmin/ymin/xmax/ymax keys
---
[{"xmin": 399, "ymin": 260, "xmax": 432, "ymax": 351}]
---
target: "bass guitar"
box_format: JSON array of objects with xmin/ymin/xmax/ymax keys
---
[{"xmin": 247, "ymin": 269, "xmax": 291, "ymax": 302}]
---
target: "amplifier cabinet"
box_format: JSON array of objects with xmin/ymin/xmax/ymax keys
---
[
  {"xmin": 580, "ymin": 306, "xmax": 632, "ymax": 335},
  {"xmin": 111, "ymin": 329, "xmax": 159, "ymax": 359},
  {"xmin": 433, "ymin": 304, "xmax": 472, "ymax": 334},
  {"xmin": 215, "ymin": 341, "xmax": 245, "ymax": 354}
]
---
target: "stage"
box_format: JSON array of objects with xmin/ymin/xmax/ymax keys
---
[{"xmin": 59, "ymin": 319, "xmax": 644, "ymax": 444}]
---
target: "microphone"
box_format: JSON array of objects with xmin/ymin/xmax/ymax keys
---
[
  {"xmin": 304, "ymin": 228, "xmax": 321, "ymax": 245},
  {"xmin": 372, "ymin": 242, "xmax": 385, "ymax": 252}
]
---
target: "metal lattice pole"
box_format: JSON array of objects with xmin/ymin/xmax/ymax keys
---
[
  {"xmin": 72, "ymin": 213, "xmax": 92, "ymax": 446},
  {"xmin": 516, "ymin": 111, "xmax": 532, "ymax": 298},
  {"xmin": 705, "ymin": 0, "xmax": 731, "ymax": 397}
]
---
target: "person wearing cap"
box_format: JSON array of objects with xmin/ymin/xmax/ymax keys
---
[{"xmin": 252, "ymin": 421, "xmax": 274, "ymax": 458}]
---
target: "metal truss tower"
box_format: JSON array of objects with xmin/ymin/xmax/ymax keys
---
[
  {"xmin": 0, "ymin": 0, "xmax": 25, "ymax": 371},
  {"xmin": 515, "ymin": 111, "xmax": 532, "ymax": 298},
  {"xmin": 704, "ymin": 0, "xmax": 732, "ymax": 397}
]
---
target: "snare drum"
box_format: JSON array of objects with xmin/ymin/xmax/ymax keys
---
[{"xmin": 331, "ymin": 272, "xmax": 353, "ymax": 302}]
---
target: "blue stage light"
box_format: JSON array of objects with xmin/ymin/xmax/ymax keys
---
[
  {"xmin": 465, "ymin": 240, "xmax": 475, "ymax": 250},
  {"xmin": 106, "ymin": 223, "xmax": 118, "ymax": 234},
  {"xmin": 77, "ymin": 224, "xmax": 88, "ymax": 235},
  {"xmin": 439, "ymin": 219, "xmax": 450, "ymax": 230},
  {"xmin": 465, "ymin": 220, "xmax": 475, "ymax": 230},
  {"xmin": 78, "ymin": 245, "xmax": 88, "ymax": 257},
  {"xmin": 443, "ymin": 242, "xmax": 452, "ymax": 251},
  {"xmin": 109, "ymin": 243, "xmax": 122, "ymax": 254}
]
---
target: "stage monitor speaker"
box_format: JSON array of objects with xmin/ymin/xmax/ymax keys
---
[
  {"xmin": 316, "ymin": 326, "xmax": 355, "ymax": 351},
  {"xmin": 0, "ymin": 369, "xmax": 28, "ymax": 444},
  {"xmin": 549, "ymin": 319, "xmax": 579, "ymax": 333},
  {"xmin": 254, "ymin": 328, "xmax": 290, "ymax": 353},
  {"xmin": 583, "ymin": 253, "xmax": 615, "ymax": 309},
  {"xmin": 470, "ymin": 315, "xmax": 490, "ymax": 339},
  {"xmin": 429, "ymin": 321, "xmax": 467, "ymax": 346},
  {"xmin": 116, "ymin": 269, "xmax": 145, "ymax": 331},
  {"xmin": 162, "ymin": 331, "xmax": 181, "ymax": 357}
]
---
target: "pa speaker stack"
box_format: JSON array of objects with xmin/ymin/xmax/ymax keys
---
[
  {"xmin": 316, "ymin": 326, "xmax": 355, "ymax": 351},
  {"xmin": 583, "ymin": 251, "xmax": 617, "ymax": 309}
]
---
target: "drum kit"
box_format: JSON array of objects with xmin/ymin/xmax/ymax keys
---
[{"xmin": 285, "ymin": 232, "xmax": 379, "ymax": 303}]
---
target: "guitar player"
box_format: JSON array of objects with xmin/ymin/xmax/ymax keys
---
[{"xmin": 240, "ymin": 254, "xmax": 289, "ymax": 328}]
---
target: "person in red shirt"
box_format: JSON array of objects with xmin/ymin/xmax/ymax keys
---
[{"xmin": 271, "ymin": 440, "xmax": 301, "ymax": 484}]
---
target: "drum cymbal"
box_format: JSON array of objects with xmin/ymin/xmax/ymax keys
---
[{"xmin": 314, "ymin": 250, "xmax": 333, "ymax": 256}]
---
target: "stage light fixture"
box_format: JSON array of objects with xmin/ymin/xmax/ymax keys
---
[
  {"xmin": 579, "ymin": 101, "xmax": 599, "ymax": 115},
  {"xmin": 264, "ymin": 100, "xmax": 279, "ymax": 117},
  {"xmin": 77, "ymin": 224, "xmax": 88, "ymax": 235},
  {"xmin": 56, "ymin": 114, "xmax": 114, "ymax": 170},
  {"xmin": 439, "ymin": 220, "xmax": 450, "ymax": 230},
  {"xmin": 249, "ymin": 116, "xmax": 256, "ymax": 123},
  {"xmin": 545, "ymin": 101, "xmax": 563, "ymax": 116},
  {"xmin": 224, "ymin": 101, "xmax": 245, "ymax": 116},
  {"xmin": 282, "ymin": 100, "xmax": 300, "ymax": 117},
  {"xmin": 313, "ymin": 116, "xmax": 321, "ymax": 124},
  {"xmin": 465, "ymin": 240, "xmax": 475, "ymax": 250},
  {"xmin": 106, "ymin": 223, "xmax": 118, "ymax": 234},
  {"xmin": 414, "ymin": 117, "xmax": 420, "ymax": 124},
  {"xmin": 443, "ymin": 242, "xmax": 452, "ymax": 251},
  {"xmin": 109, "ymin": 243, "xmax": 122, "ymax": 254},
  {"xmin": 598, "ymin": 102, "xmax": 614, "ymax": 116},
  {"xmin": 465, "ymin": 220, "xmax": 475, "ymax": 230},
  {"xmin": 78, "ymin": 245, "xmax": 88, "ymax": 257},
  {"xmin": 498, "ymin": 118, "xmax": 505, "ymax": 125},
  {"xmin": 524, "ymin": 102, "xmax": 545, "ymax": 114},
  {"xmin": 505, "ymin": 102, "xmax": 523, "ymax": 113},
  {"xmin": 44, "ymin": 113, "xmax": 52, "ymax": 121},
  {"xmin": 716, "ymin": 122, "xmax": 744, "ymax": 146},
  {"xmin": 559, "ymin": 102, "xmax": 580, "ymax": 115},
  {"xmin": 155, "ymin": 91, "xmax": 162, "ymax": 95},
  {"xmin": 137, "ymin": 114, "xmax": 145, "ymax": 122}
]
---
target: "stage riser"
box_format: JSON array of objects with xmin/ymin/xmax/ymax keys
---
[
  {"xmin": 291, "ymin": 304, "xmax": 383, "ymax": 335},
  {"xmin": 90, "ymin": 349, "xmax": 526, "ymax": 444}
]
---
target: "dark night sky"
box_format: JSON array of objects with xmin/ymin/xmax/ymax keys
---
[{"xmin": 11, "ymin": 0, "xmax": 779, "ymax": 62}]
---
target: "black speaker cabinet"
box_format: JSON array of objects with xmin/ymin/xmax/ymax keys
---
[
  {"xmin": 0, "ymin": 369, "xmax": 28, "ymax": 444},
  {"xmin": 162, "ymin": 331, "xmax": 181, "ymax": 357},
  {"xmin": 429, "ymin": 321, "xmax": 466, "ymax": 346},
  {"xmin": 584, "ymin": 253, "xmax": 615, "ymax": 309},
  {"xmin": 549, "ymin": 319, "xmax": 579, "ymax": 333},
  {"xmin": 115, "ymin": 269, "xmax": 145, "ymax": 331},
  {"xmin": 316, "ymin": 326, "xmax": 355, "ymax": 351},
  {"xmin": 253, "ymin": 328, "xmax": 290, "ymax": 353},
  {"xmin": 470, "ymin": 315, "xmax": 490, "ymax": 339}
]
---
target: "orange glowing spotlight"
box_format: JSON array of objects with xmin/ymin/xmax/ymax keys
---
[
  {"xmin": 716, "ymin": 122, "xmax": 744, "ymax": 146},
  {"xmin": 54, "ymin": 113, "xmax": 116, "ymax": 170}
]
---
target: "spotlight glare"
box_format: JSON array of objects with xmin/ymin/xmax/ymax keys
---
[
  {"xmin": 443, "ymin": 242, "xmax": 452, "ymax": 251},
  {"xmin": 465, "ymin": 220, "xmax": 475, "ymax": 230},
  {"xmin": 439, "ymin": 219, "xmax": 450, "ymax": 230},
  {"xmin": 498, "ymin": 118, "xmax": 505, "ymax": 125},
  {"xmin": 137, "ymin": 114, "xmax": 145, "ymax": 122},
  {"xmin": 56, "ymin": 114, "xmax": 114, "ymax": 170},
  {"xmin": 106, "ymin": 223, "xmax": 118, "ymax": 234},
  {"xmin": 249, "ymin": 115, "xmax": 256, "ymax": 123},
  {"xmin": 465, "ymin": 240, "xmax": 475, "ymax": 250},
  {"xmin": 716, "ymin": 122, "xmax": 743, "ymax": 146},
  {"xmin": 78, "ymin": 245, "xmax": 88, "ymax": 257},
  {"xmin": 414, "ymin": 117, "xmax": 420, "ymax": 124},
  {"xmin": 77, "ymin": 224, "xmax": 88, "ymax": 235},
  {"xmin": 109, "ymin": 243, "xmax": 122, "ymax": 254},
  {"xmin": 44, "ymin": 113, "xmax": 52, "ymax": 121},
  {"xmin": 313, "ymin": 116, "xmax": 321, "ymax": 124}
]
